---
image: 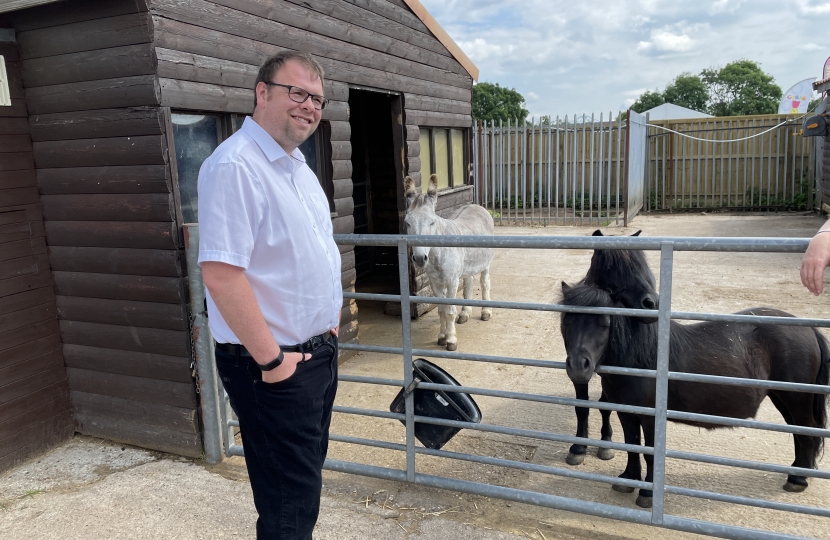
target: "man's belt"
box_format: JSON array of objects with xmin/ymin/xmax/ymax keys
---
[{"xmin": 215, "ymin": 331, "xmax": 332, "ymax": 358}]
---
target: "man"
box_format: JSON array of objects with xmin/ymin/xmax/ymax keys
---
[
  {"xmin": 198, "ymin": 51, "xmax": 341, "ymax": 539},
  {"xmin": 801, "ymin": 218, "xmax": 830, "ymax": 295}
]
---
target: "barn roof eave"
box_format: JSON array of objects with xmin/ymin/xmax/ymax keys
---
[{"xmin": 401, "ymin": 0, "xmax": 479, "ymax": 82}]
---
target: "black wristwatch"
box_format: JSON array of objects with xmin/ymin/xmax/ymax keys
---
[{"xmin": 256, "ymin": 350, "xmax": 284, "ymax": 371}]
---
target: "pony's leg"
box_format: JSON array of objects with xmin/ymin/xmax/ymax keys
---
[
  {"xmin": 444, "ymin": 276, "xmax": 461, "ymax": 351},
  {"xmin": 612, "ymin": 412, "xmax": 642, "ymax": 496},
  {"xmin": 456, "ymin": 276, "xmax": 473, "ymax": 324},
  {"xmin": 480, "ymin": 267, "xmax": 492, "ymax": 321},
  {"xmin": 566, "ymin": 382, "xmax": 590, "ymax": 466},
  {"xmin": 636, "ymin": 416, "xmax": 655, "ymax": 508},
  {"xmin": 597, "ymin": 392, "xmax": 615, "ymax": 461},
  {"xmin": 769, "ymin": 391, "xmax": 819, "ymax": 492}
]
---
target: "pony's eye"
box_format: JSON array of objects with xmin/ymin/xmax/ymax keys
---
[{"xmin": 430, "ymin": 221, "xmax": 435, "ymax": 226}]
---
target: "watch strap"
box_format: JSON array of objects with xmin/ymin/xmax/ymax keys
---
[{"xmin": 257, "ymin": 350, "xmax": 284, "ymax": 371}]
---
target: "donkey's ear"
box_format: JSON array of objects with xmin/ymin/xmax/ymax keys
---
[
  {"xmin": 427, "ymin": 174, "xmax": 439, "ymax": 199},
  {"xmin": 404, "ymin": 176, "xmax": 417, "ymax": 207},
  {"xmin": 592, "ymin": 230, "xmax": 604, "ymax": 236},
  {"xmin": 631, "ymin": 230, "xmax": 642, "ymax": 236}
]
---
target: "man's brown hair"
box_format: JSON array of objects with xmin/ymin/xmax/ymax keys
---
[{"xmin": 253, "ymin": 51, "xmax": 326, "ymax": 110}]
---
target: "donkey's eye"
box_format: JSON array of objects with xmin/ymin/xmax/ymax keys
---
[{"xmin": 429, "ymin": 221, "xmax": 435, "ymax": 226}]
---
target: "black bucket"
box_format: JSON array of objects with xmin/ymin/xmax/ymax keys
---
[{"xmin": 389, "ymin": 358, "xmax": 482, "ymax": 450}]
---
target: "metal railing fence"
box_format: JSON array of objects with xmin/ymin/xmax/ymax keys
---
[
  {"xmin": 188, "ymin": 231, "xmax": 830, "ymax": 540},
  {"xmin": 646, "ymin": 115, "xmax": 817, "ymax": 212},
  {"xmin": 473, "ymin": 115, "xmax": 628, "ymax": 227}
]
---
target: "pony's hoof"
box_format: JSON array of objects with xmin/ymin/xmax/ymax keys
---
[
  {"xmin": 783, "ymin": 481, "xmax": 808, "ymax": 493},
  {"xmin": 565, "ymin": 452, "xmax": 585, "ymax": 466},
  {"xmin": 446, "ymin": 342, "xmax": 457, "ymax": 351},
  {"xmin": 635, "ymin": 495, "xmax": 653, "ymax": 509},
  {"xmin": 437, "ymin": 337, "xmax": 447, "ymax": 346},
  {"xmin": 481, "ymin": 312, "xmax": 491, "ymax": 321},
  {"xmin": 456, "ymin": 313, "xmax": 469, "ymax": 324},
  {"xmin": 597, "ymin": 447, "xmax": 615, "ymax": 461},
  {"xmin": 612, "ymin": 484, "xmax": 635, "ymax": 494}
]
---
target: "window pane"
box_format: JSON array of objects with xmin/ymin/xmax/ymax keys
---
[
  {"xmin": 419, "ymin": 128, "xmax": 432, "ymax": 177},
  {"xmin": 451, "ymin": 129, "xmax": 465, "ymax": 186},
  {"xmin": 434, "ymin": 129, "xmax": 449, "ymax": 189},
  {"xmin": 172, "ymin": 114, "xmax": 220, "ymax": 224}
]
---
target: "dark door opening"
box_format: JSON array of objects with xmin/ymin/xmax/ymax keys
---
[{"xmin": 349, "ymin": 89, "xmax": 405, "ymax": 299}]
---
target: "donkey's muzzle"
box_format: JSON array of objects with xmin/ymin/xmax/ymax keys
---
[{"xmin": 411, "ymin": 253, "xmax": 428, "ymax": 268}]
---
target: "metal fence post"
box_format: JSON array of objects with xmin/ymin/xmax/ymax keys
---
[
  {"xmin": 397, "ymin": 239, "xmax": 416, "ymax": 482},
  {"xmin": 651, "ymin": 241, "xmax": 674, "ymax": 523},
  {"xmin": 183, "ymin": 224, "xmax": 224, "ymax": 464}
]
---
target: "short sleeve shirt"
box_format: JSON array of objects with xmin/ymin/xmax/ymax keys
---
[{"xmin": 197, "ymin": 117, "xmax": 342, "ymax": 345}]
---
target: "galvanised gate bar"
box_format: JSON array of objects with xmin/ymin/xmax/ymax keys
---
[{"xmin": 197, "ymin": 233, "xmax": 830, "ymax": 540}]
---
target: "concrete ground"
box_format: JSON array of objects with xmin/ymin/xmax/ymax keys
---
[{"xmin": 1, "ymin": 212, "xmax": 829, "ymax": 539}]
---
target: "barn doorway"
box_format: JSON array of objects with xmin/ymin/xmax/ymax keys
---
[{"xmin": 349, "ymin": 89, "xmax": 406, "ymax": 305}]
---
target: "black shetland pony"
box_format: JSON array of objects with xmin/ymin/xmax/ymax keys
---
[
  {"xmin": 560, "ymin": 281, "xmax": 829, "ymax": 509},
  {"xmin": 566, "ymin": 230, "xmax": 659, "ymax": 466}
]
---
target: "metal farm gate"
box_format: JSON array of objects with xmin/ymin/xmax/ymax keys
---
[{"xmin": 186, "ymin": 227, "xmax": 830, "ymax": 540}]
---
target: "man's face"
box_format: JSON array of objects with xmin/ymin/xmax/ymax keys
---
[{"xmin": 254, "ymin": 60, "xmax": 324, "ymax": 152}]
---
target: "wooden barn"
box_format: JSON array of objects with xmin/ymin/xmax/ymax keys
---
[{"xmin": 0, "ymin": 0, "xmax": 478, "ymax": 466}]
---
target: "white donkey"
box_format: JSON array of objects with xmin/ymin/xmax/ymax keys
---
[{"xmin": 404, "ymin": 174, "xmax": 494, "ymax": 351}]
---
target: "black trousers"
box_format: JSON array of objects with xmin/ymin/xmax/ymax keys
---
[{"xmin": 215, "ymin": 337, "xmax": 338, "ymax": 540}]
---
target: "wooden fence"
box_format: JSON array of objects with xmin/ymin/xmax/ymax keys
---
[
  {"xmin": 647, "ymin": 114, "xmax": 816, "ymax": 211},
  {"xmin": 473, "ymin": 113, "xmax": 820, "ymax": 227}
]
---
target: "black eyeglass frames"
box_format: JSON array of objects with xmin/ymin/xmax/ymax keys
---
[{"xmin": 264, "ymin": 82, "xmax": 329, "ymax": 110}]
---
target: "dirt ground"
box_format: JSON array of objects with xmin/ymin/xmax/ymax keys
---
[{"xmin": 1, "ymin": 212, "xmax": 829, "ymax": 540}]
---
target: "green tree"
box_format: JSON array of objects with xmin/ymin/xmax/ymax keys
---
[
  {"xmin": 472, "ymin": 82, "xmax": 529, "ymax": 123},
  {"xmin": 663, "ymin": 73, "xmax": 708, "ymax": 112},
  {"xmin": 630, "ymin": 90, "xmax": 664, "ymax": 113},
  {"xmin": 701, "ymin": 60, "xmax": 782, "ymax": 116}
]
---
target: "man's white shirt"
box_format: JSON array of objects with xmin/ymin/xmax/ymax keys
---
[{"xmin": 197, "ymin": 117, "xmax": 342, "ymax": 345}]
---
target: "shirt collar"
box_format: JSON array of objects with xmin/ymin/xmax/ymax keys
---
[{"xmin": 241, "ymin": 117, "xmax": 306, "ymax": 164}]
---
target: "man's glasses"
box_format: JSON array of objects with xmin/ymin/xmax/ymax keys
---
[{"xmin": 264, "ymin": 82, "xmax": 328, "ymax": 110}]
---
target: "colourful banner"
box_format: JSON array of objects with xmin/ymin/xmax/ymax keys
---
[{"xmin": 778, "ymin": 78, "xmax": 816, "ymax": 114}]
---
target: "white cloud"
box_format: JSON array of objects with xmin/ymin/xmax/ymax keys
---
[
  {"xmin": 637, "ymin": 28, "xmax": 694, "ymax": 53},
  {"xmin": 800, "ymin": 2, "xmax": 830, "ymax": 15},
  {"xmin": 423, "ymin": 0, "xmax": 830, "ymax": 113},
  {"xmin": 709, "ymin": 0, "xmax": 744, "ymax": 15}
]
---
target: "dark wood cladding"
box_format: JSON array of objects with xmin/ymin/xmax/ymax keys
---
[
  {"xmin": 61, "ymin": 320, "xmax": 189, "ymax": 357},
  {"xmin": 48, "ymin": 246, "xmax": 182, "ymax": 277},
  {"xmin": 37, "ymin": 165, "xmax": 170, "ymax": 195},
  {"xmin": 0, "ymin": 43, "xmax": 72, "ymax": 473},
  {"xmin": 41, "ymin": 194, "xmax": 175, "ymax": 222},
  {"xmin": 46, "ymin": 221, "xmax": 179, "ymax": 249},
  {"xmin": 6, "ymin": 0, "xmax": 201, "ymax": 460},
  {"xmin": 30, "ymin": 108, "xmax": 165, "ymax": 142},
  {"xmin": 53, "ymin": 272, "xmax": 186, "ymax": 304},
  {"xmin": 17, "ymin": 12, "xmax": 153, "ymax": 60}
]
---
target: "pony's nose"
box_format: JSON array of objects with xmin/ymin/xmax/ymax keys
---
[
  {"xmin": 412, "ymin": 253, "xmax": 428, "ymax": 267},
  {"xmin": 566, "ymin": 355, "xmax": 591, "ymax": 372},
  {"xmin": 641, "ymin": 295, "xmax": 657, "ymax": 310}
]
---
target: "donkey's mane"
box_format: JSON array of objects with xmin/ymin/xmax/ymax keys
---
[{"xmin": 408, "ymin": 192, "xmax": 434, "ymax": 210}]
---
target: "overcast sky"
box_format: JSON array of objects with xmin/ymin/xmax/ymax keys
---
[{"xmin": 420, "ymin": 0, "xmax": 830, "ymax": 119}]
